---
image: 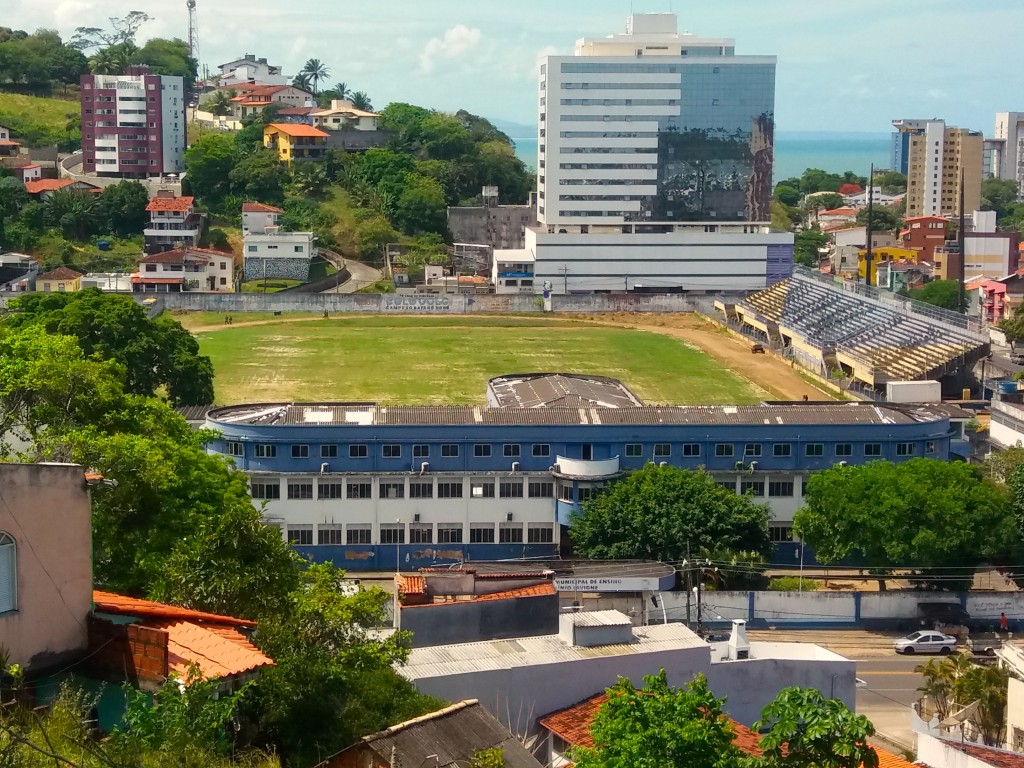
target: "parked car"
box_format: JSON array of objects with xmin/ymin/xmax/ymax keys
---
[
  {"xmin": 1011, "ymin": 354, "xmax": 1024, "ymax": 365},
  {"xmin": 751, "ymin": 344, "xmax": 766, "ymax": 354},
  {"xmin": 893, "ymin": 630, "xmax": 958, "ymax": 655}
]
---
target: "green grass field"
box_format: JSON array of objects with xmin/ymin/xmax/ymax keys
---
[
  {"xmin": 186, "ymin": 315, "xmax": 765, "ymax": 406},
  {"xmin": 0, "ymin": 92, "xmax": 80, "ymax": 147}
]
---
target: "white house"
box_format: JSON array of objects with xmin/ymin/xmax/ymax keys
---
[
  {"xmin": 144, "ymin": 191, "xmax": 203, "ymax": 252},
  {"xmin": 312, "ymin": 100, "xmax": 381, "ymax": 131},
  {"xmin": 133, "ymin": 247, "xmax": 234, "ymax": 292},
  {"xmin": 242, "ymin": 201, "xmax": 315, "ymax": 282},
  {"xmin": 217, "ymin": 54, "xmax": 286, "ymax": 87},
  {"xmin": 20, "ymin": 164, "xmax": 41, "ymax": 184}
]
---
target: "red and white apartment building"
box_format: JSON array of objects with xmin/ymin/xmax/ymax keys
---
[{"xmin": 80, "ymin": 67, "xmax": 186, "ymax": 178}]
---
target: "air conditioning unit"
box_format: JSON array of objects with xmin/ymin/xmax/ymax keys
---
[
  {"xmin": 512, "ymin": 462, "xmax": 520, "ymax": 473},
  {"xmin": 420, "ymin": 462, "xmax": 429, "ymax": 475},
  {"xmin": 506, "ymin": 513, "xmax": 513, "ymax": 522},
  {"xmin": 748, "ymin": 461, "xmax": 758, "ymax": 473},
  {"xmin": 414, "ymin": 513, "xmax": 421, "ymax": 523},
  {"xmin": 320, "ymin": 463, "xmax": 329, "ymax": 474}
]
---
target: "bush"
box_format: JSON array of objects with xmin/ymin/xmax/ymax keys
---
[
  {"xmin": 204, "ymin": 227, "xmax": 230, "ymax": 250},
  {"xmin": 768, "ymin": 576, "xmax": 822, "ymax": 591}
]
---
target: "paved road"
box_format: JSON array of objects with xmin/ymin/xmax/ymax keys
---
[
  {"xmin": 324, "ymin": 259, "xmax": 383, "ymax": 293},
  {"xmin": 857, "ymin": 656, "xmax": 923, "ymax": 752}
]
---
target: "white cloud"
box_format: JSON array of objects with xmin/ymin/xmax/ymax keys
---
[{"xmin": 418, "ymin": 24, "xmax": 481, "ymax": 73}]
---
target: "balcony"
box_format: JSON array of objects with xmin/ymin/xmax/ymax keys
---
[{"xmin": 551, "ymin": 455, "xmax": 622, "ymax": 480}]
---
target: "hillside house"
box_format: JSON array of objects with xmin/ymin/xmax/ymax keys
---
[
  {"xmin": 263, "ymin": 123, "xmax": 329, "ymax": 164},
  {"xmin": 144, "ymin": 191, "xmax": 204, "ymax": 252},
  {"xmin": 134, "ymin": 247, "xmax": 234, "ymax": 292},
  {"xmin": 242, "ymin": 201, "xmax": 315, "ymax": 281},
  {"xmin": 36, "ymin": 266, "xmax": 83, "ymax": 293}
]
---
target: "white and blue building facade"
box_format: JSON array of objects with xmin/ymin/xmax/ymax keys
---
[{"xmin": 205, "ymin": 396, "xmax": 958, "ymax": 572}]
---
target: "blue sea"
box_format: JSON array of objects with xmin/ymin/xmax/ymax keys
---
[{"xmin": 510, "ymin": 133, "xmax": 892, "ymax": 183}]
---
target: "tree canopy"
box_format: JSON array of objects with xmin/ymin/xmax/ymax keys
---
[
  {"xmin": 911, "ymin": 279, "xmax": 962, "ymax": 312},
  {"xmin": 855, "ymin": 205, "xmax": 901, "ymax": 233},
  {"xmin": 571, "ymin": 464, "xmax": 773, "ymax": 562},
  {"xmin": 794, "ymin": 228, "xmax": 829, "ymax": 268},
  {"xmin": 795, "ymin": 459, "xmax": 1014, "ymax": 587}
]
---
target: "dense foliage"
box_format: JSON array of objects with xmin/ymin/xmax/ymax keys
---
[
  {"xmin": 571, "ymin": 464, "xmax": 773, "ymax": 562},
  {"xmin": 910, "ymin": 279, "xmax": 962, "ymax": 311},
  {"xmin": 0, "ymin": 28, "xmax": 87, "ymax": 93},
  {"xmin": 917, "ymin": 654, "xmax": 1010, "ymax": 746}
]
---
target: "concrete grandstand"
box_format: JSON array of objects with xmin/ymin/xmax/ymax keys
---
[{"xmin": 717, "ymin": 267, "xmax": 988, "ymax": 390}]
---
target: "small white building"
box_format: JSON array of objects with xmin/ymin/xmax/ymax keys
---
[
  {"xmin": 80, "ymin": 272, "xmax": 133, "ymax": 292},
  {"xmin": 20, "ymin": 164, "xmax": 41, "ymax": 184},
  {"xmin": 217, "ymin": 54, "xmax": 286, "ymax": 87},
  {"xmin": 134, "ymin": 247, "xmax": 234, "ymax": 292},
  {"xmin": 492, "ymin": 249, "xmax": 536, "ymax": 294},
  {"xmin": 242, "ymin": 202, "xmax": 315, "ymax": 282},
  {"xmin": 312, "ymin": 100, "xmax": 381, "ymax": 131}
]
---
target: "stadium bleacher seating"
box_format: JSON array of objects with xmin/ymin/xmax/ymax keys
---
[{"xmin": 733, "ymin": 270, "xmax": 987, "ymax": 386}]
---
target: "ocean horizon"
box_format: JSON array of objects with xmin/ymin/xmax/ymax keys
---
[{"xmin": 510, "ymin": 133, "xmax": 892, "ymax": 184}]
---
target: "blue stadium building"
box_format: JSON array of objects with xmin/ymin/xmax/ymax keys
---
[{"xmin": 205, "ymin": 374, "xmax": 965, "ymax": 571}]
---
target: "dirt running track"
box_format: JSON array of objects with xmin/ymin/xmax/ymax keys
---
[{"xmin": 181, "ymin": 311, "xmax": 832, "ymax": 402}]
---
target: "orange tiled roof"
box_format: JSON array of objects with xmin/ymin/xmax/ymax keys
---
[
  {"xmin": 149, "ymin": 619, "xmax": 274, "ymax": 679},
  {"xmin": 474, "ymin": 582, "xmax": 556, "ymax": 601},
  {"xmin": 822, "ymin": 207, "xmax": 857, "ymax": 216},
  {"xmin": 24, "ymin": 178, "xmax": 75, "ymax": 194},
  {"xmin": 398, "ymin": 575, "xmax": 426, "ymax": 595},
  {"xmin": 37, "ymin": 266, "xmax": 83, "ymax": 281},
  {"xmin": 266, "ymin": 122, "xmax": 329, "ymax": 138},
  {"xmin": 146, "ymin": 195, "xmax": 194, "ymax": 213},
  {"xmin": 0, "ymin": 140, "xmax": 20, "ymax": 146},
  {"xmin": 93, "ymin": 590, "xmax": 257, "ymax": 627},
  {"xmin": 242, "ymin": 201, "xmax": 284, "ymax": 213}
]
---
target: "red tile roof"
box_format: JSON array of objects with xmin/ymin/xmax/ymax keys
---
[
  {"xmin": 24, "ymin": 178, "xmax": 75, "ymax": 194},
  {"xmin": 146, "ymin": 195, "xmax": 194, "ymax": 212},
  {"xmin": 37, "ymin": 266, "xmax": 83, "ymax": 281},
  {"xmin": 474, "ymin": 582, "xmax": 556, "ymax": 601},
  {"xmin": 0, "ymin": 140, "xmax": 20, "ymax": 147},
  {"xmin": 398, "ymin": 575, "xmax": 426, "ymax": 596},
  {"xmin": 94, "ymin": 590, "xmax": 258, "ymax": 626},
  {"xmin": 822, "ymin": 207, "xmax": 858, "ymax": 216},
  {"xmin": 242, "ymin": 201, "xmax": 285, "ymax": 213},
  {"xmin": 954, "ymin": 742, "xmax": 1024, "ymax": 768},
  {"xmin": 266, "ymin": 123, "xmax": 329, "ymax": 138}
]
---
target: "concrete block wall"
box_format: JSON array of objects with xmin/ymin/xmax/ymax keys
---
[
  {"xmin": 87, "ymin": 616, "xmax": 169, "ymax": 685},
  {"xmin": 243, "ymin": 257, "xmax": 312, "ymax": 282}
]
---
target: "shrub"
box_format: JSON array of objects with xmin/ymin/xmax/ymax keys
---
[{"xmin": 768, "ymin": 576, "xmax": 822, "ymax": 591}]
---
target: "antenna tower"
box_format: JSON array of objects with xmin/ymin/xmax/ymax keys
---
[{"xmin": 187, "ymin": 0, "xmax": 199, "ymax": 67}]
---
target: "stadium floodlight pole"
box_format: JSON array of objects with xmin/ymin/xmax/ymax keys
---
[
  {"xmin": 865, "ymin": 164, "xmax": 874, "ymax": 287},
  {"xmin": 958, "ymin": 168, "xmax": 966, "ymax": 314}
]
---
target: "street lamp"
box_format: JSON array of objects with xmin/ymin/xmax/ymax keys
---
[{"xmin": 795, "ymin": 538, "xmax": 805, "ymax": 592}]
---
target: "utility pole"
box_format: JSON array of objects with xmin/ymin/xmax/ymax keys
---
[
  {"xmin": 864, "ymin": 164, "xmax": 874, "ymax": 286},
  {"xmin": 558, "ymin": 265, "xmax": 569, "ymax": 295},
  {"xmin": 958, "ymin": 168, "xmax": 966, "ymax": 314},
  {"xmin": 695, "ymin": 558, "xmax": 703, "ymax": 636},
  {"xmin": 684, "ymin": 542, "xmax": 692, "ymax": 627}
]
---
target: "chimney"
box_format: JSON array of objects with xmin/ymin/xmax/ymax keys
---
[{"xmin": 727, "ymin": 619, "xmax": 750, "ymax": 660}]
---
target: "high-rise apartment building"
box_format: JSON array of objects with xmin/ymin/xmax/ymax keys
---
[
  {"xmin": 515, "ymin": 13, "xmax": 792, "ymax": 294},
  {"xmin": 985, "ymin": 112, "xmax": 1024, "ymax": 200},
  {"xmin": 895, "ymin": 119, "xmax": 982, "ymax": 218},
  {"xmin": 80, "ymin": 67, "xmax": 186, "ymax": 178}
]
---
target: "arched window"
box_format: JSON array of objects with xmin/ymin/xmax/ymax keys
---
[{"xmin": 0, "ymin": 532, "xmax": 16, "ymax": 614}]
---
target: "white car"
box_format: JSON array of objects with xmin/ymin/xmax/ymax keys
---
[{"xmin": 893, "ymin": 631, "xmax": 958, "ymax": 655}]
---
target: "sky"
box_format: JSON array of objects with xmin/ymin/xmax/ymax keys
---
[{"xmin": 7, "ymin": 0, "xmax": 1020, "ymax": 135}]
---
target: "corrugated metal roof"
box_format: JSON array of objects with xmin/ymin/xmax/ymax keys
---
[
  {"xmin": 209, "ymin": 402, "xmax": 931, "ymax": 428},
  {"xmin": 402, "ymin": 623, "xmax": 705, "ymax": 680},
  {"xmin": 564, "ymin": 610, "xmax": 632, "ymax": 627},
  {"xmin": 489, "ymin": 373, "xmax": 644, "ymax": 409}
]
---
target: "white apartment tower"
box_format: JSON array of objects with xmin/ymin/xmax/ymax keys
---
[
  {"xmin": 987, "ymin": 112, "xmax": 1024, "ymax": 200},
  {"xmin": 521, "ymin": 13, "xmax": 793, "ymax": 294}
]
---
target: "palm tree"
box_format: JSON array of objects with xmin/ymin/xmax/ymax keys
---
[
  {"xmin": 333, "ymin": 82, "xmax": 351, "ymax": 101},
  {"xmin": 291, "ymin": 73, "xmax": 312, "ymax": 91},
  {"xmin": 207, "ymin": 89, "xmax": 236, "ymax": 117},
  {"xmin": 290, "ymin": 164, "xmax": 328, "ymax": 199},
  {"xmin": 350, "ymin": 91, "xmax": 373, "ymax": 112},
  {"xmin": 44, "ymin": 188, "xmax": 97, "ymax": 240},
  {"xmin": 301, "ymin": 59, "xmax": 330, "ymax": 96}
]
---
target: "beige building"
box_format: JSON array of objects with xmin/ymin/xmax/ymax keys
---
[
  {"xmin": 903, "ymin": 119, "xmax": 982, "ymax": 217},
  {"xmin": 36, "ymin": 266, "xmax": 83, "ymax": 293},
  {"xmin": 0, "ymin": 463, "xmax": 93, "ymax": 672}
]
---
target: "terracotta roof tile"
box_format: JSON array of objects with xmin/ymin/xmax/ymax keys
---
[
  {"xmin": 954, "ymin": 742, "xmax": 1024, "ymax": 768},
  {"xmin": 474, "ymin": 582, "xmax": 556, "ymax": 601},
  {"xmin": 37, "ymin": 266, "xmax": 83, "ymax": 281},
  {"xmin": 146, "ymin": 195, "xmax": 194, "ymax": 212},
  {"xmin": 242, "ymin": 201, "xmax": 285, "ymax": 213},
  {"xmin": 266, "ymin": 123, "xmax": 329, "ymax": 138},
  {"xmin": 149, "ymin": 619, "xmax": 273, "ymax": 679},
  {"xmin": 93, "ymin": 590, "xmax": 257, "ymax": 627},
  {"xmin": 398, "ymin": 575, "xmax": 426, "ymax": 595},
  {"xmin": 24, "ymin": 178, "xmax": 75, "ymax": 194}
]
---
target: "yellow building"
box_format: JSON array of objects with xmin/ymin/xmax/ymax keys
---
[
  {"xmin": 263, "ymin": 123, "xmax": 329, "ymax": 165},
  {"xmin": 36, "ymin": 266, "xmax": 83, "ymax": 293},
  {"xmin": 901, "ymin": 120, "xmax": 982, "ymax": 218},
  {"xmin": 857, "ymin": 247, "xmax": 920, "ymax": 284}
]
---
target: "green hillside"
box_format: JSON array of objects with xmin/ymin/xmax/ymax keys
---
[{"xmin": 0, "ymin": 92, "xmax": 81, "ymax": 150}]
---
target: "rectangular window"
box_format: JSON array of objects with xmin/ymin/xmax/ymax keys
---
[
  {"xmin": 529, "ymin": 481, "xmax": 554, "ymax": 498},
  {"xmin": 414, "ymin": 444, "xmax": 430, "ymax": 458},
  {"xmin": 320, "ymin": 445, "xmax": 338, "ymax": 459},
  {"xmin": 287, "ymin": 526, "xmax": 312, "ymax": 546},
  {"xmin": 740, "ymin": 480, "xmax": 765, "ymax": 496},
  {"xmin": 291, "ymin": 445, "xmax": 309, "ymax": 459},
  {"xmin": 380, "ymin": 524, "xmax": 404, "ymax": 544},
  {"xmin": 528, "ymin": 525, "xmax": 555, "ymax": 544},
  {"xmin": 625, "ymin": 443, "xmax": 642, "ymax": 457},
  {"xmin": 926, "ymin": 440, "xmax": 936, "ymax": 454},
  {"xmin": 441, "ymin": 444, "xmax": 459, "ymax": 457},
  {"xmin": 318, "ymin": 482, "xmax": 344, "ymax": 500},
  {"xmin": 499, "ymin": 523, "xmax": 524, "ymax": 543},
  {"xmin": 437, "ymin": 481, "xmax": 463, "ymax": 498},
  {"xmin": 347, "ymin": 525, "xmax": 372, "ymax": 545},
  {"xmin": 717, "ymin": 480, "xmax": 736, "ymax": 492},
  {"xmin": 226, "ymin": 441, "xmax": 243, "ymax": 457},
  {"xmin": 471, "ymin": 481, "xmax": 495, "ymax": 498},
  {"xmin": 805, "ymin": 444, "xmax": 824, "ymax": 457},
  {"xmin": 346, "ymin": 482, "xmax": 372, "ymax": 499},
  {"xmin": 715, "ymin": 444, "xmax": 734, "ymax": 457},
  {"xmin": 835, "ymin": 443, "xmax": 853, "ymax": 457},
  {"xmin": 409, "ymin": 482, "xmax": 433, "ymax": 499},
  {"xmin": 438, "ymin": 524, "xmax": 463, "ymax": 544},
  {"xmin": 349, "ymin": 444, "xmax": 368, "ymax": 458},
  {"xmin": 581, "ymin": 444, "xmax": 593, "ymax": 460},
  {"xmin": 533, "ymin": 444, "xmax": 551, "ymax": 457},
  {"xmin": 769, "ymin": 525, "xmax": 794, "ymax": 543},
  {"xmin": 380, "ymin": 482, "xmax": 405, "ymax": 499},
  {"xmin": 470, "ymin": 525, "xmax": 495, "ymax": 543},
  {"xmin": 382, "ymin": 444, "xmax": 401, "ymax": 458},
  {"xmin": 682, "ymin": 443, "xmax": 701, "ymax": 457},
  {"xmin": 251, "ymin": 481, "xmax": 280, "ymax": 500},
  {"xmin": 865, "ymin": 443, "xmax": 882, "ymax": 457},
  {"xmin": 897, "ymin": 442, "xmax": 916, "ymax": 456},
  {"xmin": 409, "ymin": 524, "xmax": 433, "ymax": 544},
  {"xmin": 287, "ymin": 482, "xmax": 313, "ymax": 500},
  {"xmin": 318, "ymin": 525, "xmax": 344, "ymax": 545},
  {"xmin": 255, "ymin": 444, "xmax": 276, "ymax": 458},
  {"xmin": 503, "ymin": 444, "xmax": 521, "ymax": 457},
  {"xmin": 769, "ymin": 481, "xmax": 795, "ymax": 497},
  {"xmin": 745, "ymin": 444, "xmax": 762, "ymax": 457},
  {"xmin": 500, "ymin": 481, "xmax": 524, "ymax": 498},
  {"xmin": 474, "ymin": 444, "xmax": 492, "ymax": 458},
  {"xmin": 774, "ymin": 443, "xmax": 792, "ymax": 457},
  {"xmin": 560, "ymin": 485, "xmax": 574, "ymax": 502},
  {"xmin": 654, "ymin": 444, "xmax": 671, "ymax": 458}
]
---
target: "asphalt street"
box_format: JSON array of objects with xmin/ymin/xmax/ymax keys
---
[{"xmin": 856, "ymin": 656, "xmax": 924, "ymax": 751}]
